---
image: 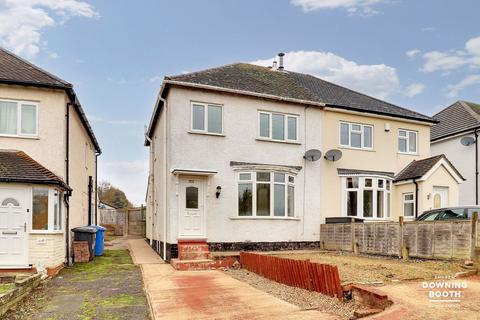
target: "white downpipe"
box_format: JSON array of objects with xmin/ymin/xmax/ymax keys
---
[
  {"xmin": 144, "ymin": 133, "xmax": 154, "ymax": 247},
  {"xmin": 159, "ymin": 96, "xmax": 168, "ymax": 261}
]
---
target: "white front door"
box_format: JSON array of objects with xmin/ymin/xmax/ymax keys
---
[
  {"xmin": 0, "ymin": 187, "xmax": 29, "ymax": 267},
  {"xmin": 178, "ymin": 177, "xmax": 206, "ymax": 239},
  {"xmin": 433, "ymin": 187, "xmax": 449, "ymax": 209}
]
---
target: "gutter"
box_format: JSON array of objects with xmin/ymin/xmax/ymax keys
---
[
  {"xmin": 475, "ymin": 130, "xmax": 479, "ymax": 205},
  {"xmin": 160, "ymin": 96, "xmax": 168, "ymax": 261}
]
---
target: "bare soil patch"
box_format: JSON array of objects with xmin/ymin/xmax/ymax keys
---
[
  {"xmin": 273, "ymin": 251, "xmax": 466, "ymax": 284},
  {"xmin": 225, "ymin": 268, "xmax": 356, "ymax": 319}
]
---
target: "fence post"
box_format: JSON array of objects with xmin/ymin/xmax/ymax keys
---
[
  {"xmin": 351, "ymin": 218, "xmax": 358, "ymax": 254},
  {"xmin": 471, "ymin": 212, "xmax": 478, "ymax": 260},
  {"xmin": 399, "ymin": 216, "xmax": 408, "ymax": 260}
]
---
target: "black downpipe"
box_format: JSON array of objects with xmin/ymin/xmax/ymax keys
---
[
  {"xmin": 88, "ymin": 176, "xmax": 93, "ymax": 225},
  {"xmin": 413, "ymin": 179, "xmax": 419, "ymax": 218},
  {"xmin": 475, "ymin": 130, "xmax": 479, "ymax": 205},
  {"xmin": 65, "ymin": 103, "xmax": 71, "ymax": 266},
  {"xmin": 95, "ymin": 154, "xmax": 99, "ymax": 225}
]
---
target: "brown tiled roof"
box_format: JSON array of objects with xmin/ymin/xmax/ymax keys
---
[
  {"xmin": 431, "ymin": 100, "xmax": 480, "ymax": 141},
  {"xmin": 0, "ymin": 47, "xmax": 71, "ymax": 88},
  {"xmin": 0, "ymin": 47, "xmax": 100, "ymax": 153},
  {"xmin": 394, "ymin": 154, "xmax": 464, "ymax": 182},
  {"xmin": 167, "ymin": 63, "xmax": 436, "ymax": 123},
  {"xmin": 0, "ymin": 150, "xmax": 71, "ymax": 190}
]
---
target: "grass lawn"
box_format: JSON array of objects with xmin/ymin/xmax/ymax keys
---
[
  {"xmin": 0, "ymin": 283, "xmax": 14, "ymax": 294},
  {"xmin": 4, "ymin": 249, "xmax": 149, "ymax": 320},
  {"xmin": 272, "ymin": 251, "xmax": 467, "ymax": 284}
]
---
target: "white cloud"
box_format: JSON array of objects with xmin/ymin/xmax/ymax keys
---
[
  {"xmin": 0, "ymin": 0, "xmax": 98, "ymax": 59},
  {"xmin": 98, "ymin": 159, "xmax": 148, "ymax": 206},
  {"xmin": 421, "ymin": 27, "xmax": 435, "ymax": 32},
  {"xmin": 290, "ymin": 0, "xmax": 387, "ymax": 16},
  {"xmin": 446, "ymin": 74, "xmax": 480, "ymax": 98},
  {"xmin": 148, "ymin": 75, "xmax": 163, "ymax": 83},
  {"xmin": 404, "ymin": 82, "xmax": 425, "ymax": 97},
  {"xmin": 251, "ymin": 50, "xmax": 400, "ymax": 99},
  {"xmin": 421, "ymin": 36, "xmax": 480, "ymax": 72},
  {"xmin": 406, "ymin": 49, "xmax": 420, "ymax": 60}
]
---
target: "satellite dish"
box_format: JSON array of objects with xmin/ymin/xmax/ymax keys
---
[
  {"xmin": 303, "ymin": 149, "xmax": 322, "ymax": 161},
  {"xmin": 324, "ymin": 149, "xmax": 343, "ymax": 161},
  {"xmin": 461, "ymin": 136, "xmax": 475, "ymax": 146}
]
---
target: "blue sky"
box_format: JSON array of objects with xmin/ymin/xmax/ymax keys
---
[{"xmin": 1, "ymin": 0, "xmax": 480, "ymax": 204}]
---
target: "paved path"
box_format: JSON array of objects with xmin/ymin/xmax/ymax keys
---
[
  {"xmin": 128, "ymin": 239, "xmax": 337, "ymax": 320},
  {"xmin": 369, "ymin": 276, "xmax": 480, "ymax": 320}
]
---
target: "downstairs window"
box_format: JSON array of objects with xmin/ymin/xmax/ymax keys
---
[
  {"xmin": 238, "ymin": 171, "xmax": 295, "ymax": 217},
  {"xmin": 344, "ymin": 177, "xmax": 391, "ymax": 219}
]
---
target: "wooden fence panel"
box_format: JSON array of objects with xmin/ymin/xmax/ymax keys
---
[
  {"xmin": 320, "ymin": 219, "xmax": 474, "ymax": 260},
  {"xmin": 240, "ymin": 252, "xmax": 343, "ymax": 299},
  {"xmin": 452, "ymin": 221, "xmax": 472, "ymax": 259}
]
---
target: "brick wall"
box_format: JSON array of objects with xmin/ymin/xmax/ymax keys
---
[{"xmin": 29, "ymin": 233, "xmax": 65, "ymax": 270}]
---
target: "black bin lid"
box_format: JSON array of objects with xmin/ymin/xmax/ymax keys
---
[{"xmin": 71, "ymin": 226, "xmax": 97, "ymax": 233}]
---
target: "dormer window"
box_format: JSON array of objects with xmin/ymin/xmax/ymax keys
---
[{"xmin": 0, "ymin": 100, "xmax": 38, "ymax": 137}]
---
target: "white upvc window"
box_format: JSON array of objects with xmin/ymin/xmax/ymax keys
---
[
  {"xmin": 32, "ymin": 187, "xmax": 63, "ymax": 233},
  {"xmin": 191, "ymin": 102, "xmax": 223, "ymax": 134},
  {"xmin": 344, "ymin": 176, "xmax": 391, "ymax": 219},
  {"xmin": 398, "ymin": 129, "xmax": 417, "ymax": 154},
  {"xmin": 339, "ymin": 122, "xmax": 373, "ymax": 150},
  {"xmin": 403, "ymin": 193, "xmax": 415, "ymax": 217},
  {"xmin": 237, "ymin": 171, "xmax": 295, "ymax": 217},
  {"xmin": 0, "ymin": 99, "xmax": 38, "ymax": 137},
  {"xmin": 258, "ymin": 111, "xmax": 298, "ymax": 142}
]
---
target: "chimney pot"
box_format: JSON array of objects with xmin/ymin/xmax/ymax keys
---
[{"xmin": 278, "ymin": 52, "xmax": 285, "ymax": 71}]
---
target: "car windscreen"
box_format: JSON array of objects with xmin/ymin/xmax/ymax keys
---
[
  {"xmin": 438, "ymin": 208, "xmax": 466, "ymax": 220},
  {"xmin": 418, "ymin": 211, "xmax": 441, "ymax": 221}
]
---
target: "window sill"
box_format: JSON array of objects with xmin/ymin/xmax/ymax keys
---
[
  {"xmin": 188, "ymin": 131, "xmax": 225, "ymax": 137},
  {"xmin": 255, "ymin": 138, "xmax": 301, "ymax": 145},
  {"xmin": 30, "ymin": 231, "xmax": 64, "ymax": 235},
  {"xmin": 230, "ymin": 216, "xmax": 301, "ymax": 221},
  {"xmin": 339, "ymin": 146, "xmax": 375, "ymax": 152},
  {"xmin": 397, "ymin": 152, "xmax": 418, "ymax": 156},
  {"xmin": 0, "ymin": 134, "xmax": 39, "ymax": 140}
]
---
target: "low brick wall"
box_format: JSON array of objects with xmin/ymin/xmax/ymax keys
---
[{"xmin": 0, "ymin": 274, "xmax": 42, "ymax": 317}]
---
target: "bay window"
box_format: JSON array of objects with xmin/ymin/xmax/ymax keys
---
[
  {"xmin": 398, "ymin": 129, "xmax": 417, "ymax": 154},
  {"xmin": 32, "ymin": 187, "xmax": 64, "ymax": 232},
  {"xmin": 344, "ymin": 177, "xmax": 391, "ymax": 219},
  {"xmin": 258, "ymin": 111, "xmax": 298, "ymax": 142},
  {"xmin": 191, "ymin": 102, "xmax": 223, "ymax": 134},
  {"xmin": 238, "ymin": 171, "xmax": 295, "ymax": 217},
  {"xmin": 340, "ymin": 122, "xmax": 373, "ymax": 150},
  {"xmin": 0, "ymin": 100, "xmax": 38, "ymax": 137}
]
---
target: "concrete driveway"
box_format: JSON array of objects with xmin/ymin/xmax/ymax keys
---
[{"xmin": 128, "ymin": 239, "xmax": 338, "ymax": 320}]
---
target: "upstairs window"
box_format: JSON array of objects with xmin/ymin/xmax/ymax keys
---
[
  {"xmin": 191, "ymin": 102, "xmax": 223, "ymax": 134},
  {"xmin": 340, "ymin": 122, "xmax": 373, "ymax": 150},
  {"xmin": 398, "ymin": 129, "xmax": 417, "ymax": 154},
  {"xmin": 0, "ymin": 100, "xmax": 38, "ymax": 137},
  {"xmin": 258, "ymin": 111, "xmax": 298, "ymax": 142}
]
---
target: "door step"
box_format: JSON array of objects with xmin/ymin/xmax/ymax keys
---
[
  {"xmin": 173, "ymin": 240, "xmax": 237, "ymax": 270},
  {"xmin": 170, "ymin": 258, "xmax": 237, "ymax": 271}
]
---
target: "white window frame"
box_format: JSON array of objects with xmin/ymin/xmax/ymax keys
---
[
  {"xmin": 31, "ymin": 187, "xmax": 64, "ymax": 234},
  {"xmin": 237, "ymin": 171, "xmax": 296, "ymax": 218},
  {"xmin": 342, "ymin": 176, "xmax": 391, "ymax": 220},
  {"xmin": 0, "ymin": 99, "xmax": 39, "ymax": 138},
  {"xmin": 339, "ymin": 121, "xmax": 373, "ymax": 150},
  {"xmin": 258, "ymin": 111, "xmax": 299, "ymax": 142},
  {"xmin": 190, "ymin": 101, "xmax": 224, "ymax": 135},
  {"xmin": 402, "ymin": 192, "xmax": 415, "ymax": 217},
  {"xmin": 398, "ymin": 129, "xmax": 418, "ymax": 154}
]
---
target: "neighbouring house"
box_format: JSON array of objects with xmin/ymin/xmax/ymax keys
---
[
  {"xmin": 0, "ymin": 48, "xmax": 101, "ymax": 274},
  {"xmin": 144, "ymin": 55, "xmax": 463, "ymax": 261},
  {"xmin": 431, "ymin": 100, "xmax": 480, "ymax": 206}
]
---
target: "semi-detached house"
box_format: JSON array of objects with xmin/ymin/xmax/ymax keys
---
[
  {"xmin": 145, "ymin": 59, "xmax": 463, "ymax": 261},
  {"xmin": 0, "ymin": 48, "xmax": 100, "ymax": 274}
]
